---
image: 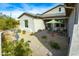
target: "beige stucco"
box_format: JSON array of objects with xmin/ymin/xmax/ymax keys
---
[
  {"xmin": 42, "ymin": 6, "xmax": 66, "ymax": 17},
  {"xmin": 19, "ymin": 15, "xmax": 35, "ymax": 32},
  {"xmin": 34, "ymin": 19, "xmax": 45, "ymax": 32},
  {"xmin": 67, "ymin": 10, "xmax": 75, "ymax": 40},
  {"xmin": 69, "ymin": 4, "xmax": 79, "ymax": 56},
  {"xmin": 19, "ymin": 15, "xmax": 45, "ymax": 32}
]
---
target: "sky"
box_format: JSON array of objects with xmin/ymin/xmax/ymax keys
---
[{"xmin": 0, "ymin": 3, "xmax": 61, "ymax": 19}]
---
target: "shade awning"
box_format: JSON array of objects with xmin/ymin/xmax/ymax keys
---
[{"xmin": 46, "ymin": 19, "xmax": 62, "ymax": 24}]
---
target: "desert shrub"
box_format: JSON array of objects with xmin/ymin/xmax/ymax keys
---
[
  {"xmin": 49, "ymin": 41, "xmax": 60, "ymax": 49},
  {"xmin": 30, "ymin": 32, "xmax": 35, "ymax": 36},
  {"xmin": 27, "ymin": 40, "xmax": 31, "ymax": 43},
  {"xmin": 2, "ymin": 37, "xmax": 15, "ymax": 56},
  {"xmin": 2, "ymin": 37, "xmax": 32, "ymax": 56},
  {"xmin": 41, "ymin": 35, "xmax": 47, "ymax": 39},
  {"xmin": 17, "ymin": 29, "xmax": 21, "ymax": 33},
  {"xmin": 0, "ymin": 18, "xmax": 18, "ymax": 30},
  {"xmin": 14, "ymin": 38, "xmax": 32, "ymax": 56},
  {"xmin": 22, "ymin": 30, "xmax": 26, "ymax": 34},
  {"xmin": 38, "ymin": 29, "xmax": 42, "ymax": 32}
]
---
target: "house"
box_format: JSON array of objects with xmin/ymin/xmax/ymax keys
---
[
  {"xmin": 18, "ymin": 3, "xmax": 79, "ymax": 56},
  {"xmin": 18, "ymin": 4, "xmax": 68, "ymax": 32},
  {"xmin": 18, "ymin": 13, "xmax": 45, "ymax": 32}
]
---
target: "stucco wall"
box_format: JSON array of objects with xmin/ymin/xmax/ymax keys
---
[
  {"xmin": 19, "ymin": 15, "xmax": 35, "ymax": 32},
  {"xmin": 19, "ymin": 15, "xmax": 45, "ymax": 32},
  {"xmin": 34, "ymin": 19, "xmax": 45, "ymax": 32},
  {"xmin": 69, "ymin": 4, "xmax": 79, "ymax": 56},
  {"xmin": 69, "ymin": 25, "xmax": 79, "ymax": 56},
  {"xmin": 67, "ymin": 10, "xmax": 75, "ymax": 40},
  {"xmin": 42, "ymin": 6, "xmax": 66, "ymax": 16}
]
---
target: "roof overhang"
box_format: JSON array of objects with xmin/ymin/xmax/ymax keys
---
[
  {"xmin": 18, "ymin": 13, "xmax": 43, "ymax": 19},
  {"xmin": 43, "ymin": 16, "xmax": 68, "ymax": 20}
]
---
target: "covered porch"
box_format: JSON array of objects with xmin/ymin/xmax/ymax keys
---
[{"xmin": 43, "ymin": 16, "xmax": 68, "ymax": 32}]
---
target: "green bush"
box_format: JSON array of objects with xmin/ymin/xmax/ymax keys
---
[
  {"xmin": 42, "ymin": 35, "xmax": 47, "ymax": 39},
  {"xmin": 50, "ymin": 41, "xmax": 60, "ymax": 49}
]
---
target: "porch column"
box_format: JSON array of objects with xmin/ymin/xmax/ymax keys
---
[
  {"xmin": 51, "ymin": 24, "xmax": 55, "ymax": 31},
  {"xmin": 59, "ymin": 23, "xmax": 61, "ymax": 31}
]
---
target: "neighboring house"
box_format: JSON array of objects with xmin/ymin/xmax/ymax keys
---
[{"xmin": 18, "ymin": 5, "xmax": 68, "ymax": 32}]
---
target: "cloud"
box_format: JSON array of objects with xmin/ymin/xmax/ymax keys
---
[
  {"xmin": 27, "ymin": 8, "xmax": 49, "ymax": 14},
  {"xmin": 20, "ymin": 3, "xmax": 60, "ymax": 14},
  {"xmin": 0, "ymin": 3, "xmax": 24, "ymax": 18},
  {"xmin": 0, "ymin": 10, "xmax": 23, "ymax": 19},
  {"xmin": 0, "ymin": 3, "xmax": 61, "ymax": 19}
]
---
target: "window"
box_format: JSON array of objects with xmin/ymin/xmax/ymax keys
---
[
  {"xmin": 59, "ymin": 8, "xmax": 61, "ymax": 12},
  {"xmin": 25, "ymin": 20, "xmax": 28, "ymax": 27}
]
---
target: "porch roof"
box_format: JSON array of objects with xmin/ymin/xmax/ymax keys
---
[
  {"xmin": 64, "ymin": 3, "xmax": 76, "ymax": 17},
  {"xmin": 43, "ymin": 16, "xmax": 68, "ymax": 20}
]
